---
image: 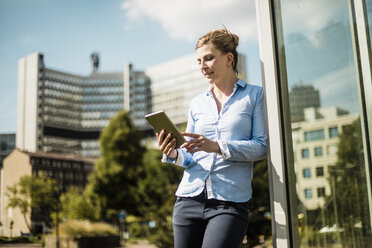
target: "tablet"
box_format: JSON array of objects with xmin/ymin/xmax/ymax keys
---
[{"xmin": 145, "ymin": 110, "xmax": 186, "ymax": 148}]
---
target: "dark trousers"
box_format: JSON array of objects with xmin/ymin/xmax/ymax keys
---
[{"xmin": 172, "ymin": 190, "xmax": 250, "ymax": 248}]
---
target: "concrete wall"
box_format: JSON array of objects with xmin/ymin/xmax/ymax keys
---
[
  {"xmin": 16, "ymin": 53, "xmax": 40, "ymax": 152},
  {"xmin": 0, "ymin": 149, "xmax": 32, "ymax": 236}
]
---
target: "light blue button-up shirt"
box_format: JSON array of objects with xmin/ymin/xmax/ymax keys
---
[{"xmin": 163, "ymin": 79, "xmax": 267, "ymax": 203}]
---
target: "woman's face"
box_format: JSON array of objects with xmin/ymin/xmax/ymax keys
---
[{"xmin": 196, "ymin": 42, "xmax": 232, "ymax": 83}]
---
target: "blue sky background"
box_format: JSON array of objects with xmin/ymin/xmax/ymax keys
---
[{"xmin": 0, "ymin": 0, "xmax": 261, "ymax": 133}]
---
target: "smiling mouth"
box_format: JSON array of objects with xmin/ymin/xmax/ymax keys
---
[{"xmin": 204, "ymin": 71, "xmax": 213, "ymax": 77}]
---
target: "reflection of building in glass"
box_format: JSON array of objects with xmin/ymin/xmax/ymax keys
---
[
  {"xmin": 0, "ymin": 133, "xmax": 15, "ymax": 168},
  {"xmin": 17, "ymin": 53, "xmax": 150, "ymax": 157},
  {"xmin": 0, "ymin": 149, "xmax": 95, "ymax": 236},
  {"xmin": 146, "ymin": 53, "xmax": 247, "ymax": 125},
  {"xmin": 292, "ymin": 106, "xmax": 358, "ymax": 210},
  {"xmin": 289, "ymin": 85, "xmax": 321, "ymax": 122}
]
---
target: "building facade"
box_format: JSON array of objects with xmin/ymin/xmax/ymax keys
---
[
  {"xmin": 16, "ymin": 53, "xmax": 151, "ymax": 157},
  {"xmin": 124, "ymin": 63, "xmax": 152, "ymax": 129},
  {"xmin": 0, "ymin": 149, "xmax": 95, "ymax": 236},
  {"xmin": 0, "ymin": 133, "xmax": 15, "ymax": 168}
]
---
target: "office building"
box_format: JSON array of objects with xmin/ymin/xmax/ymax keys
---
[
  {"xmin": 124, "ymin": 63, "xmax": 152, "ymax": 129},
  {"xmin": 0, "ymin": 133, "xmax": 15, "ymax": 168},
  {"xmin": 16, "ymin": 53, "xmax": 150, "ymax": 157}
]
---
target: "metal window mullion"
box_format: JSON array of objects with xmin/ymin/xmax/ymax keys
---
[
  {"xmin": 349, "ymin": 0, "xmax": 372, "ymax": 234},
  {"xmin": 255, "ymin": 0, "xmax": 300, "ymax": 247}
]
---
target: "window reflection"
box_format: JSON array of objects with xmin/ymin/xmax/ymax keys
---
[{"xmin": 276, "ymin": 0, "xmax": 372, "ymax": 246}]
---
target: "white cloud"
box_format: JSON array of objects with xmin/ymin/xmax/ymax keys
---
[
  {"xmin": 121, "ymin": 0, "xmax": 258, "ymax": 42},
  {"xmin": 312, "ymin": 64, "xmax": 360, "ymax": 114},
  {"xmin": 281, "ymin": 0, "xmax": 344, "ymax": 36},
  {"xmin": 21, "ymin": 35, "xmax": 40, "ymax": 46}
]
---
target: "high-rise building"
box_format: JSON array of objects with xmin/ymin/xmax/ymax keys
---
[
  {"xmin": 16, "ymin": 53, "xmax": 150, "ymax": 157},
  {"xmin": 0, "ymin": 133, "xmax": 15, "ymax": 168},
  {"xmin": 146, "ymin": 53, "xmax": 247, "ymax": 126},
  {"xmin": 289, "ymin": 85, "xmax": 321, "ymax": 122},
  {"xmin": 124, "ymin": 63, "xmax": 152, "ymax": 129}
]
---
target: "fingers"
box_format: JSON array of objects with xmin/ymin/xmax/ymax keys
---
[
  {"xmin": 179, "ymin": 133, "xmax": 218, "ymax": 154},
  {"xmin": 157, "ymin": 130, "xmax": 176, "ymax": 155},
  {"xmin": 180, "ymin": 134, "xmax": 206, "ymax": 153},
  {"xmin": 182, "ymin": 140, "xmax": 204, "ymax": 152},
  {"xmin": 163, "ymin": 138, "xmax": 176, "ymax": 156},
  {"xmin": 157, "ymin": 130, "xmax": 165, "ymax": 147}
]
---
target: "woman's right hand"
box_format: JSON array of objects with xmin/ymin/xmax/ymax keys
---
[{"xmin": 156, "ymin": 129, "xmax": 177, "ymax": 159}]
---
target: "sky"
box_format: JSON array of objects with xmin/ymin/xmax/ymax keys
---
[{"xmin": 0, "ymin": 0, "xmax": 262, "ymax": 133}]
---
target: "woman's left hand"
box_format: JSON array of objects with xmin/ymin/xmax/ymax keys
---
[{"xmin": 180, "ymin": 132, "xmax": 221, "ymax": 154}]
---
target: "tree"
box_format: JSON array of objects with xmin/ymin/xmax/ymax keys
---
[
  {"xmin": 136, "ymin": 148, "xmax": 183, "ymax": 248},
  {"xmin": 6, "ymin": 172, "xmax": 58, "ymax": 233},
  {"xmin": 59, "ymin": 186, "xmax": 100, "ymax": 221},
  {"xmin": 88, "ymin": 110, "xmax": 146, "ymax": 220},
  {"xmin": 324, "ymin": 119, "xmax": 372, "ymax": 247}
]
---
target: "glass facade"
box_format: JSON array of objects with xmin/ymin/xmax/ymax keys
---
[
  {"xmin": 0, "ymin": 133, "xmax": 15, "ymax": 168},
  {"xmin": 270, "ymin": 0, "xmax": 372, "ymax": 246},
  {"xmin": 39, "ymin": 67, "xmax": 126, "ymax": 157},
  {"xmin": 37, "ymin": 63, "xmax": 152, "ymax": 157}
]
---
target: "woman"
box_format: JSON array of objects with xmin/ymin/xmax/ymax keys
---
[{"xmin": 157, "ymin": 28, "xmax": 267, "ymax": 248}]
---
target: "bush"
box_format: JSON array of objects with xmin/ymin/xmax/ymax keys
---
[
  {"xmin": 0, "ymin": 236, "xmax": 35, "ymax": 244},
  {"xmin": 55, "ymin": 220, "xmax": 117, "ymax": 238}
]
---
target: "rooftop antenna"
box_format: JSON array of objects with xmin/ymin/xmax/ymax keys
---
[{"xmin": 90, "ymin": 52, "xmax": 100, "ymax": 72}]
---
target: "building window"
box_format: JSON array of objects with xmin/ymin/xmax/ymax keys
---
[
  {"xmin": 327, "ymin": 144, "xmax": 337, "ymax": 156},
  {"xmin": 303, "ymin": 168, "xmax": 311, "ymax": 178},
  {"xmin": 304, "ymin": 129, "xmax": 325, "ymax": 141},
  {"xmin": 314, "ymin": 146, "xmax": 323, "ymax": 157},
  {"xmin": 304, "ymin": 189, "xmax": 312, "ymax": 199},
  {"xmin": 317, "ymin": 187, "xmax": 326, "ymax": 197},
  {"xmin": 301, "ymin": 148, "xmax": 309, "ymax": 158},
  {"xmin": 316, "ymin": 167, "xmax": 324, "ymax": 177},
  {"xmin": 329, "ymin": 127, "xmax": 338, "ymax": 138}
]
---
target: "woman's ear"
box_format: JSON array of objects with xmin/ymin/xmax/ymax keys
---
[{"xmin": 226, "ymin": 52, "xmax": 234, "ymax": 67}]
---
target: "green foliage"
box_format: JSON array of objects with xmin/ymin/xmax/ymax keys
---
[
  {"xmin": 0, "ymin": 235, "xmax": 40, "ymax": 244},
  {"xmin": 88, "ymin": 110, "xmax": 146, "ymax": 219},
  {"xmin": 6, "ymin": 172, "xmax": 58, "ymax": 233},
  {"xmin": 59, "ymin": 186, "xmax": 100, "ymax": 221},
  {"xmin": 138, "ymin": 149, "xmax": 183, "ymax": 213},
  {"xmin": 133, "ymin": 148, "xmax": 183, "ymax": 248},
  {"xmin": 324, "ymin": 119, "xmax": 372, "ymax": 246}
]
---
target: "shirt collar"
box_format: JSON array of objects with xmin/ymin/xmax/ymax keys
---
[{"xmin": 205, "ymin": 78, "xmax": 246, "ymax": 96}]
